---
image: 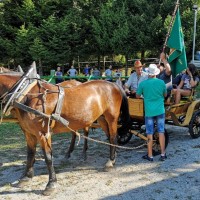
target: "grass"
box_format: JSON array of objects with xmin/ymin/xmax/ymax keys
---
[
  {"xmin": 0, "ymin": 122, "xmax": 75, "ymax": 165},
  {"xmin": 0, "ymin": 123, "xmax": 26, "ymax": 164},
  {"xmin": 0, "ymin": 122, "xmax": 72, "ymax": 151},
  {"xmin": 0, "ymin": 123, "xmax": 26, "ymax": 150}
]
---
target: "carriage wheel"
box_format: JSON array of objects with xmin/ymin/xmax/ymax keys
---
[
  {"xmin": 152, "ymin": 129, "xmax": 169, "ymax": 155},
  {"xmin": 117, "ymin": 130, "xmax": 133, "ymax": 145},
  {"xmin": 189, "ymin": 110, "xmax": 200, "ymax": 138}
]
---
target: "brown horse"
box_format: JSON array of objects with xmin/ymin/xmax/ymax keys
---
[
  {"xmin": 59, "ymin": 80, "xmax": 105, "ymax": 160},
  {"xmin": 0, "ymin": 64, "xmax": 131, "ymax": 195},
  {"xmin": 58, "ymin": 80, "xmax": 89, "ymax": 159}
]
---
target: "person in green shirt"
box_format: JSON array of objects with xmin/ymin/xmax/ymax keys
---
[{"xmin": 136, "ymin": 64, "xmax": 167, "ymax": 161}]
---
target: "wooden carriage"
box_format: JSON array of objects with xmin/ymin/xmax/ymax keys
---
[{"xmin": 117, "ymin": 96, "xmax": 200, "ymax": 145}]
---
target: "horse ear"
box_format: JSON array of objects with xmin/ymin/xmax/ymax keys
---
[
  {"xmin": 17, "ymin": 65, "xmax": 24, "ymax": 73},
  {"xmin": 30, "ymin": 61, "xmax": 38, "ymax": 78}
]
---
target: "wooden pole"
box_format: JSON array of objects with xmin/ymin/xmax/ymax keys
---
[{"xmin": 162, "ymin": 0, "xmax": 180, "ymax": 53}]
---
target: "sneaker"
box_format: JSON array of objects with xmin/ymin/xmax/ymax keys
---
[
  {"xmin": 159, "ymin": 154, "xmax": 167, "ymax": 161},
  {"xmin": 142, "ymin": 154, "xmax": 153, "ymax": 161}
]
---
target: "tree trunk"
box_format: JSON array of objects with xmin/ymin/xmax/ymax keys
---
[
  {"xmin": 39, "ymin": 59, "xmax": 43, "ymax": 76},
  {"xmin": 125, "ymin": 54, "xmax": 129, "ymax": 76},
  {"xmin": 103, "ymin": 55, "xmax": 106, "ymax": 72},
  {"xmin": 141, "ymin": 50, "xmax": 145, "ymax": 62},
  {"xmin": 98, "ymin": 55, "xmax": 100, "ymax": 69}
]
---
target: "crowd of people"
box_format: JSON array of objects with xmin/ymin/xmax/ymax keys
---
[
  {"xmin": 54, "ymin": 64, "xmax": 121, "ymax": 82},
  {"xmin": 54, "ymin": 54, "xmax": 199, "ymax": 105},
  {"xmin": 54, "ymin": 54, "xmax": 199, "ymax": 163}
]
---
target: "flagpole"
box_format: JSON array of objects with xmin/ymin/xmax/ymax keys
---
[{"xmin": 162, "ymin": 0, "xmax": 180, "ymax": 53}]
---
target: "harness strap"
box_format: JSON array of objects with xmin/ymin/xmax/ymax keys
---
[
  {"xmin": 50, "ymin": 86, "xmax": 66, "ymax": 128},
  {"xmin": 4, "ymin": 80, "xmax": 38, "ymax": 116},
  {"xmin": 13, "ymin": 101, "xmax": 51, "ymax": 118},
  {"xmin": 55, "ymin": 87, "xmax": 65, "ymax": 116},
  {"xmin": 2, "ymin": 66, "xmax": 35, "ymax": 115},
  {"xmin": 13, "ymin": 101, "xmax": 69, "ymax": 127}
]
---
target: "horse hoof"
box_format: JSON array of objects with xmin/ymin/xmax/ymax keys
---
[
  {"xmin": 105, "ymin": 159, "xmax": 115, "ymax": 167},
  {"xmin": 43, "ymin": 182, "xmax": 57, "ymax": 196},
  {"xmin": 82, "ymin": 153, "xmax": 87, "ymax": 161},
  {"xmin": 65, "ymin": 153, "xmax": 71, "ymax": 160}
]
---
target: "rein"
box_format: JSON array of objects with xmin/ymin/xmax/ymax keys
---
[
  {"xmin": 81, "ymin": 134, "xmax": 147, "ymax": 150},
  {"xmin": 66, "ymin": 125, "xmax": 147, "ymax": 150}
]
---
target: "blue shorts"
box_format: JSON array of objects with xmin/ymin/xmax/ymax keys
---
[{"xmin": 145, "ymin": 113, "xmax": 165, "ymax": 135}]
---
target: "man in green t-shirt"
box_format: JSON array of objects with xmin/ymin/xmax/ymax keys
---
[{"xmin": 136, "ymin": 64, "xmax": 167, "ymax": 162}]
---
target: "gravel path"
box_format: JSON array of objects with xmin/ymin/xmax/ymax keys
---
[{"xmin": 1, "ymin": 125, "xmax": 200, "ymax": 200}]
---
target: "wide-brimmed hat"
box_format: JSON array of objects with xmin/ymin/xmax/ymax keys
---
[
  {"xmin": 134, "ymin": 60, "xmax": 144, "ymax": 68},
  {"xmin": 146, "ymin": 64, "xmax": 160, "ymax": 76}
]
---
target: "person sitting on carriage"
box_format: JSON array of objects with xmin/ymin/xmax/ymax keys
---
[
  {"xmin": 172, "ymin": 63, "xmax": 199, "ymax": 104},
  {"xmin": 172, "ymin": 69, "xmax": 186, "ymax": 88},
  {"xmin": 124, "ymin": 60, "xmax": 148, "ymax": 98},
  {"xmin": 157, "ymin": 52, "xmax": 172, "ymax": 95}
]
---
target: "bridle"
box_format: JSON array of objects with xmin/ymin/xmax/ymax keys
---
[{"xmin": 0, "ymin": 67, "xmax": 36, "ymax": 115}]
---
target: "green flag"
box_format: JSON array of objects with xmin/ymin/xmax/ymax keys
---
[{"xmin": 167, "ymin": 8, "xmax": 187, "ymax": 77}]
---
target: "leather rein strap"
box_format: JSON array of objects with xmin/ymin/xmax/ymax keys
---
[
  {"xmin": 51, "ymin": 86, "xmax": 68, "ymax": 128},
  {"xmin": 13, "ymin": 85, "xmax": 69, "ymax": 127}
]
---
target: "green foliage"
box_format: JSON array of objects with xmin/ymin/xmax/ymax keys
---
[{"xmin": 0, "ymin": 0, "xmax": 199, "ymax": 69}]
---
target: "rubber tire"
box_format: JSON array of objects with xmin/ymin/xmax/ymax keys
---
[{"xmin": 189, "ymin": 110, "xmax": 200, "ymax": 138}]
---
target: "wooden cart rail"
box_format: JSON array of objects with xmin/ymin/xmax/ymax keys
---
[{"xmin": 127, "ymin": 97, "xmax": 200, "ymax": 126}]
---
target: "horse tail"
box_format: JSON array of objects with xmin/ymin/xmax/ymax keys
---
[{"xmin": 117, "ymin": 86, "xmax": 132, "ymax": 136}]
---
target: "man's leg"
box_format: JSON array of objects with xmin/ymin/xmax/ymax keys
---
[
  {"xmin": 147, "ymin": 134, "xmax": 153, "ymax": 157},
  {"xmin": 159, "ymin": 133, "xmax": 165, "ymax": 155},
  {"xmin": 144, "ymin": 116, "xmax": 154, "ymax": 160},
  {"xmin": 157, "ymin": 113, "xmax": 167, "ymax": 160}
]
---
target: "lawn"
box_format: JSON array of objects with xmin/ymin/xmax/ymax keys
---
[{"xmin": 0, "ymin": 122, "xmax": 72, "ymax": 166}]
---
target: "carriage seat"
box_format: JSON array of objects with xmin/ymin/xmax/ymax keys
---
[
  {"xmin": 181, "ymin": 88, "xmax": 196, "ymax": 102},
  {"xmin": 165, "ymin": 88, "xmax": 196, "ymax": 106}
]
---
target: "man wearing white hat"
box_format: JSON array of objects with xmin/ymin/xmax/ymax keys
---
[{"xmin": 136, "ymin": 64, "xmax": 167, "ymax": 162}]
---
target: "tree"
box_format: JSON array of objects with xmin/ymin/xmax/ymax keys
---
[{"xmin": 0, "ymin": 0, "xmax": 199, "ymax": 70}]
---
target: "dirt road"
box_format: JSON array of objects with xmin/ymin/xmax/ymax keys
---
[{"xmin": 1, "ymin": 125, "xmax": 200, "ymax": 200}]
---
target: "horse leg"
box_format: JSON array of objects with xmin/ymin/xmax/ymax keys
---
[
  {"xmin": 17, "ymin": 133, "xmax": 37, "ymax": 187},
  {"xmin": 82, "ymin": 127, "xmax": 89, "ymax": 160},
  {"xmin": 97, "ymin": 116, "xmax": 110, "ymax": 139},
  {"xmin": 66, "ymin": 128, "xmax": 89, "ymax": 161},
  {"xmin": 97, "ymin": 116, "xmax": 117, "ymax": 168},
  {"xmin": 104, "ymin": 119, "xmax": 118, "ymax": 170},
  {"xmin": 39, "ymin": 133, "xmax": 57, "ymax": 196},
  {"xmin": 65, "ymin": 133, "xmax": 76, "ymax": 159}
]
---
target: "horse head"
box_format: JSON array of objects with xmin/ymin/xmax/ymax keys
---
[{"xmin": 0, "ymin": 61, "xmax": 38, "ymax": 99}]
